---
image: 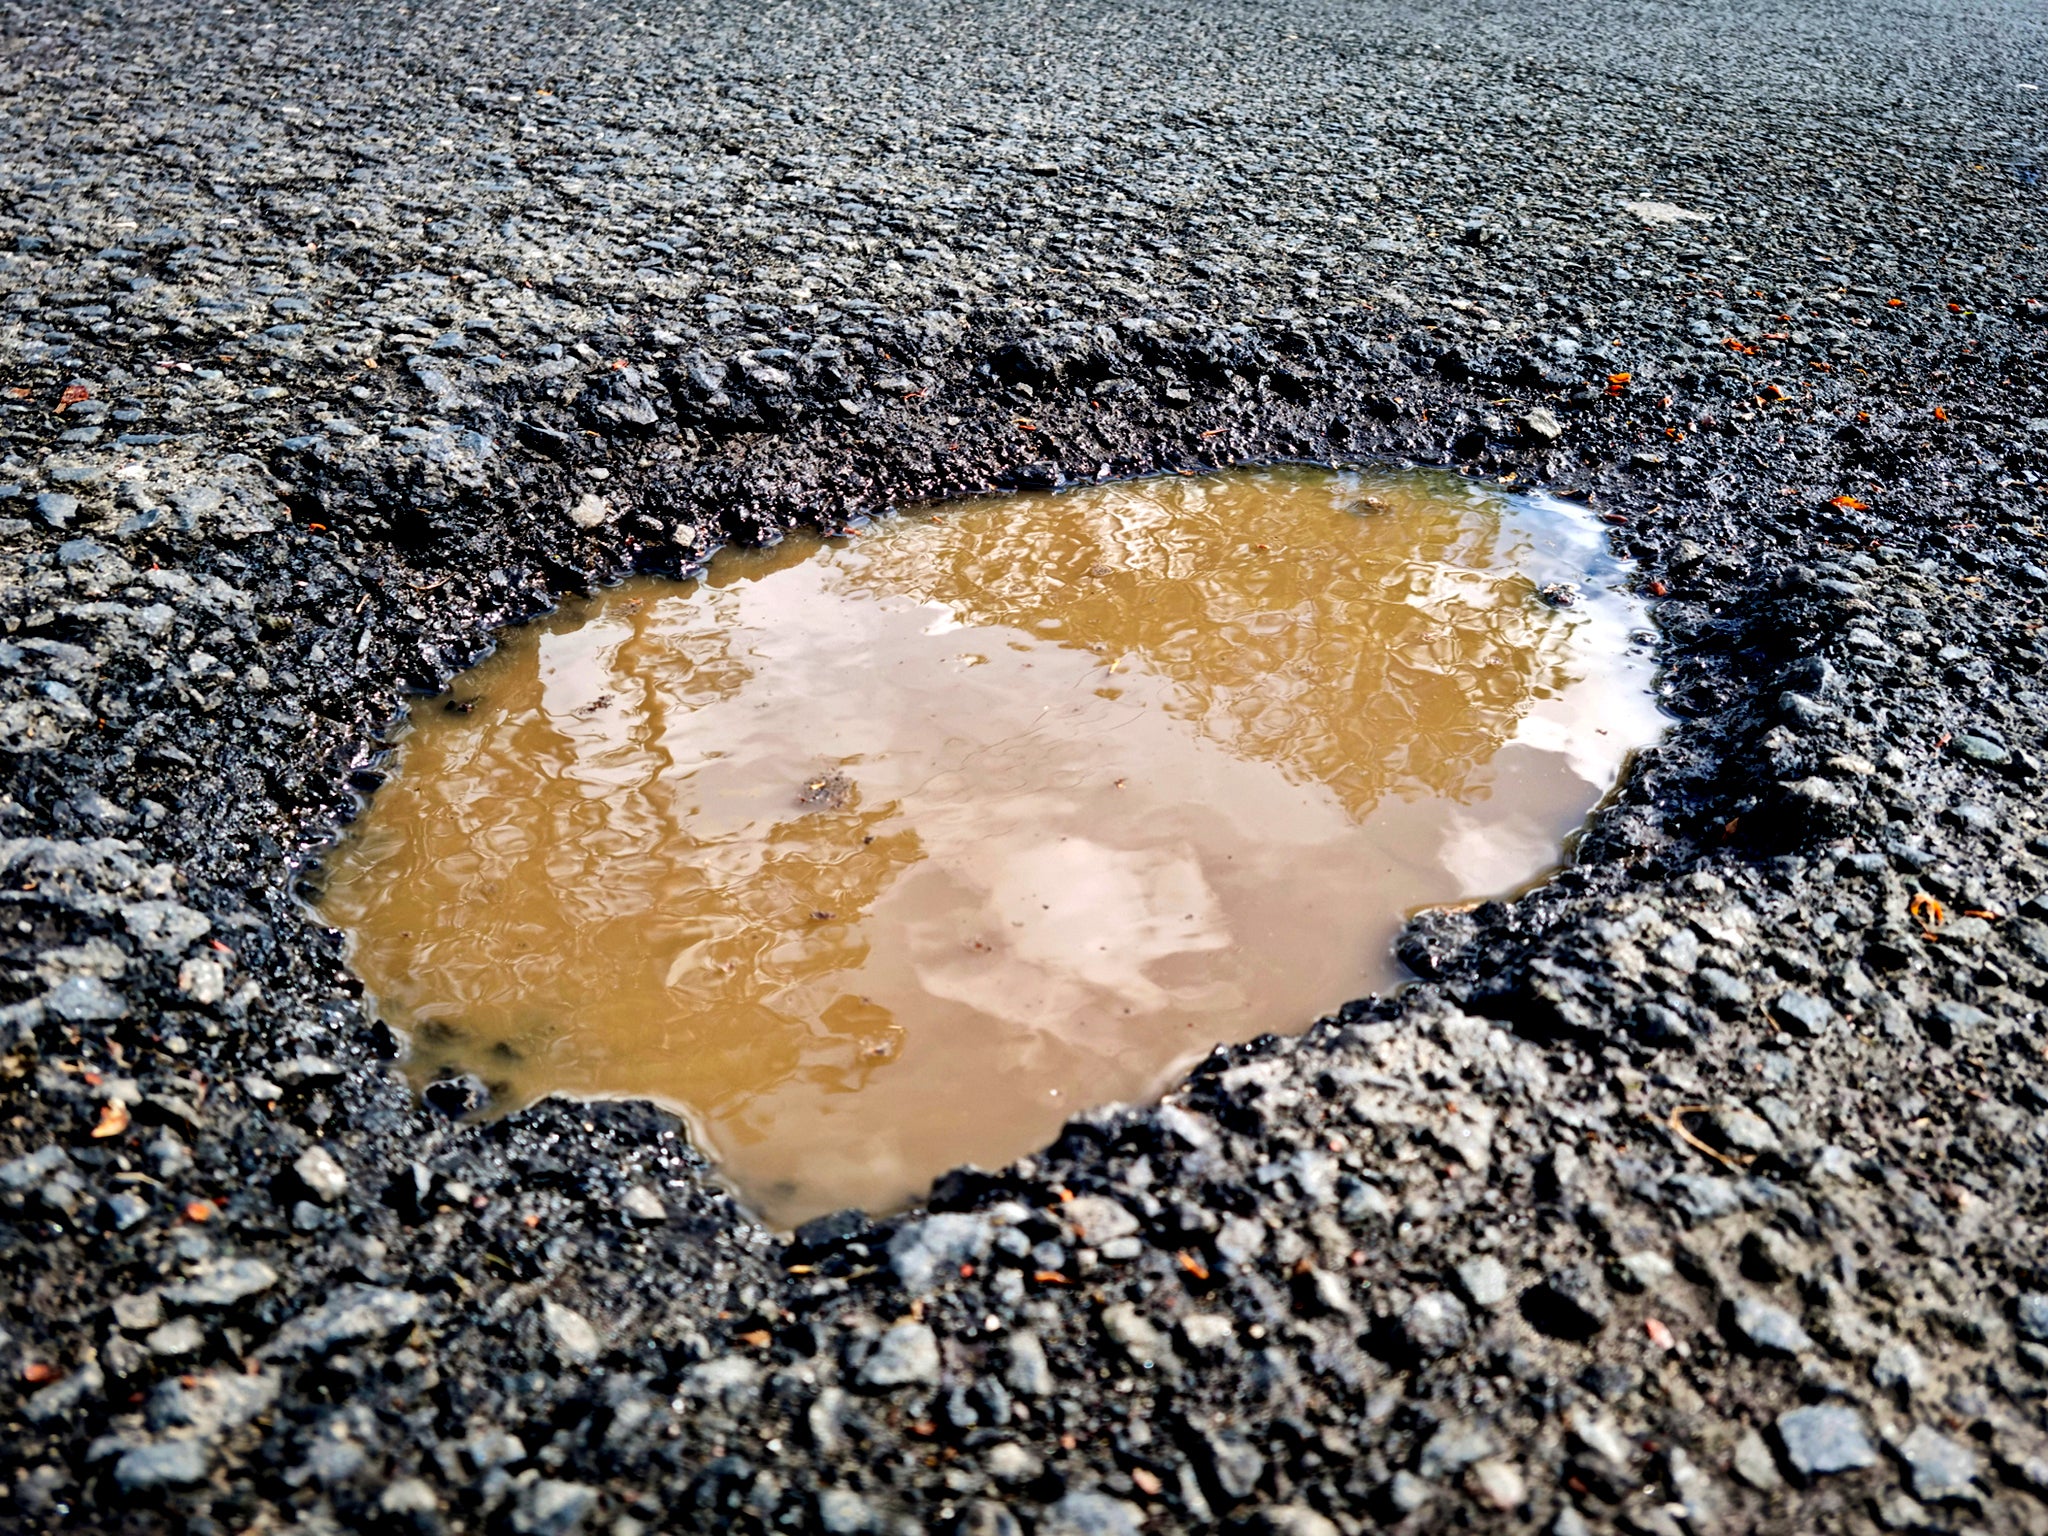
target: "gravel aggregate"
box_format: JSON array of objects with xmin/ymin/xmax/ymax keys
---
[{"xmin": 2, "ymin": 0, "xmax": 2047, "ymax": 1532}]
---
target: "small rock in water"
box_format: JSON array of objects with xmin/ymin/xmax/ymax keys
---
[{"xmin": 424, "ymin": 1073, "xmax": 489, "ymax": 1116}]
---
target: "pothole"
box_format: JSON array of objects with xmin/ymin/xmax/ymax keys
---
[{"xmin": 314, "ymin": 465, "xmax": 1663, "ymax": 1226}]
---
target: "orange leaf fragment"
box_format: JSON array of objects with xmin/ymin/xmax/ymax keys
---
[
  {"xmin": 738, "ymin": 1329, "xmax": 772, "ymax": 1348},
  {"xmin": 1829, "ymin": 495, "xmax": 1869, "ymax": 511},
  {"xmin": 183, "ymin": 1200, "xmax": 215, "ymax": 1223},
  {"xmin": 56, "ymin": 384, "xmax": 90, "ymax": 412},
  {"xmin": 1032, "ymin": 1269, "xmax": 1070, "ymax": 1286},
  {"xmin": 1131, "ymin": 1467, "xmax": 1164, "ymax": 1496},
  {"xmin": 1647, "ymin": 578, "xmax": 1669, "ymax": 597},
  {"xmin": 1175, "ymin": 1250, "xmax": 1210, "ymax": 1282},
  {"xmin": 1933, "ymin": 406, "xmax": 1948, "ymax": 421},
  {"xmin": 91, "ymin": 1100, "xmax": 129, "ymax": 1139},
  {"xmin": 21, "ymin": 1362, "xmax": 56, "ymax": 1384}
]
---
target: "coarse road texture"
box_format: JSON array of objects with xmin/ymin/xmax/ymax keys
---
[{"xmin": 1, "ymin": 0, "xmax": 2047, "ymax": 1532}]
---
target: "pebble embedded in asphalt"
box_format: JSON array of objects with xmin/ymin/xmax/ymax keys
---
[{"xmin": 1776, "ymin": 1405, "xmax": 1879, "ymax": 1480}]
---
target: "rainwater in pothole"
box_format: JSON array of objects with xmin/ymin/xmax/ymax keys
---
[{"xmin": 316, "ymin": 466, "xmax": 1663, "ymax": 1226}]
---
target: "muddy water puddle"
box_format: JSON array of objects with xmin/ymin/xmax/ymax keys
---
[{"xmin": 316, "ymin": 466, "xmax": 1662, "ymax": 1226}]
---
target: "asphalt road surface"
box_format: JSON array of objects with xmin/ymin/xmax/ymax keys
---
[{"xmin": 1, "ymin": 1, "xmax": 2047, "ymax": 1532}]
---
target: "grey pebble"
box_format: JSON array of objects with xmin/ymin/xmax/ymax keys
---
[
  {"xmin": 1453, "ymin": 1254, "xmax": 1509, "ymax": 1308},
  {"xmin": 291, "ymin": 1145, "xmax": 348, "ymax": 1203},
  {"xmin": 1895, "ymin": 1424, "xmax": 1979, "ymax": 1504},
  {"xmin": 145, "ymin": 1315, "xmax": 206, "ymax": 1358},
  {"xmin": 1775, "ymin": 1404, "xmax": 1877, "ymax": 1479},
  {"xmin": 1727, "ymin": 1295, "xmax": 1816, "ymax": 1357},
  {"xmin": 859, "ymin": 1320, "xmax": 940, "ymax": 1389},
  {"xmin": 1036, "ymin": 1490, "xmax": 1145, "ymax": 1536},
  {"xmin": 114, "ymin": 1439, "xmax": 210, "ymax": 1492}
]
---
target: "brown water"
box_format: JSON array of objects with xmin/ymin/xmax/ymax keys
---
[{"xmin": 316, "ymin": 466, "xmax": 1661, "ymax": 1226}]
